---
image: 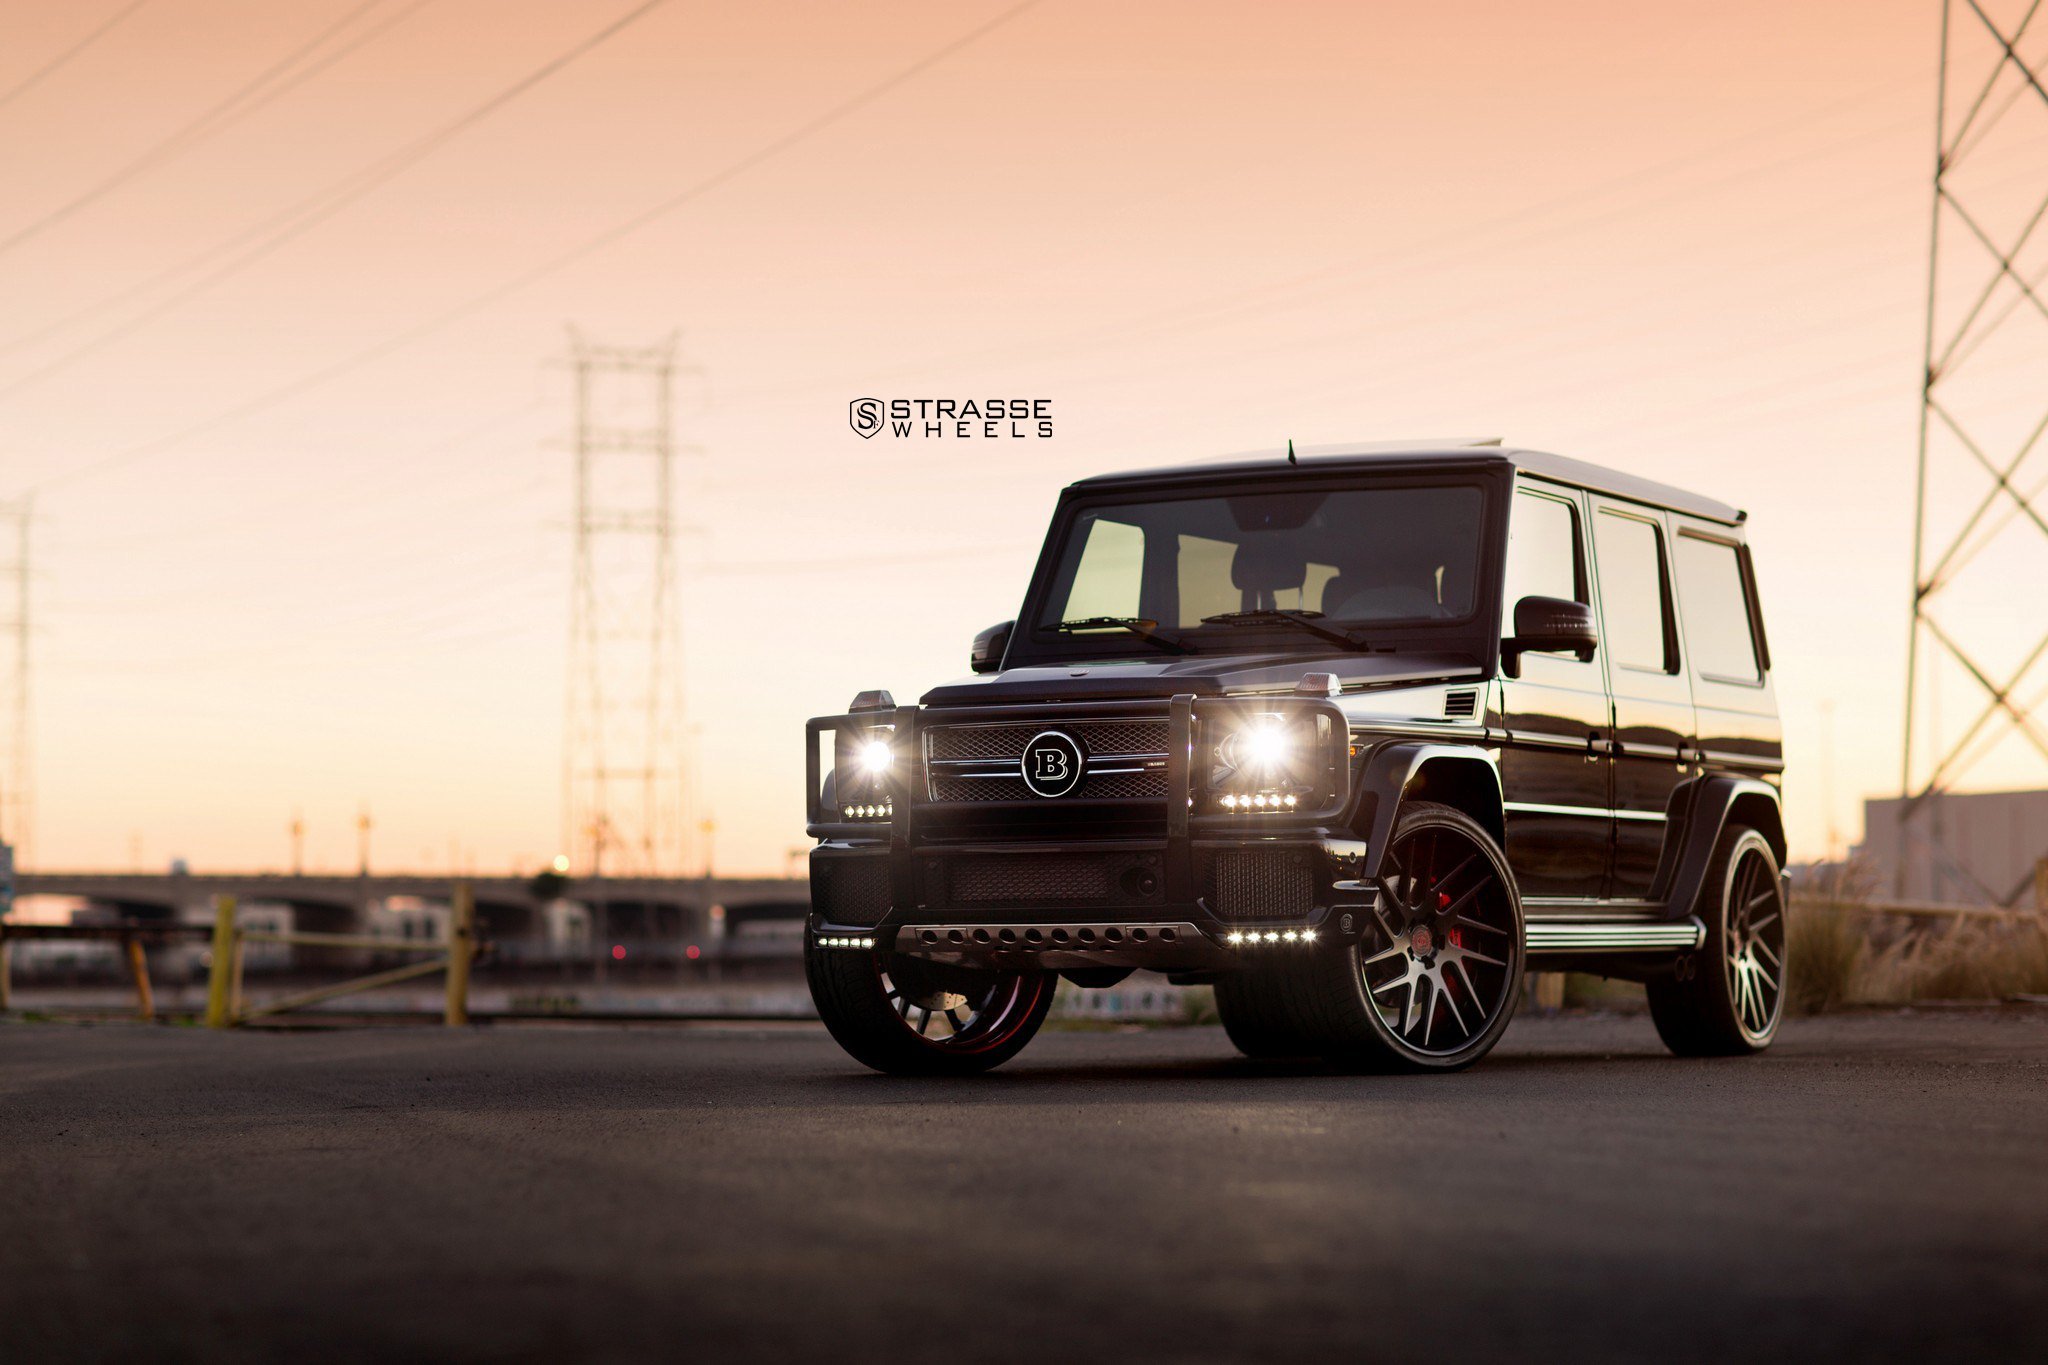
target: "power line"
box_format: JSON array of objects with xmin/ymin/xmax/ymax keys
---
[
  {"xmin": 13, "ymin": 0, "xmax": 1042, "ymax": 501},
  {"xmin": 0, "ymin": 0, "xmax": 666, "ymax": 395},
  {"xmin": 0, "ymin": 0, "xmax": 394, "ymax": 258},
  {"xmin": 0, "ymin": 0, "xmax": 153, "ymax": 114},
  {"xmin": 0, "ymin": 0, "xmax": 439, "ymax": 360}
]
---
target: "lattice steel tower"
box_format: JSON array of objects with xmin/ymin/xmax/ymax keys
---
[
  {"xmin": 1900, "ymin": 0, "xmax": 2048, "ymax": 900},
  {"xmin": 0, "ymin": 497, "xmax": 28, "ymax": 866},
  {"xmin": 562, "ymin": 332, "xmax": 691, "ymax": 878}
]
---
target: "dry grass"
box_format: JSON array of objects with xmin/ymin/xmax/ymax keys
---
[
  {"xmin": 1787, "ymin": 899, "xmax": 1865, "ymax": 1014},
  {"xmin": 1852, "ymin": 918, "xmax": 2048, "ymax": 1005},
  {"xmin": 1788, "ymin": 897, "xmax": 2048, "ymax": 1009}
]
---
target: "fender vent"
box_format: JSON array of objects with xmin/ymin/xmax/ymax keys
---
[{"xmin": 1444, "ymin": 688, "xmax": 1478, "ymax": 718}]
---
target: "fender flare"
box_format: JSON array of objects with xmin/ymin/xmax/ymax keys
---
[
  {"xmin": 1354, "ymin": 741, "xmax": 1503, "ymax": 880},
  {"xmin": 1655, "ymin": 775, "xmax": 1785, "ymax": 919}
]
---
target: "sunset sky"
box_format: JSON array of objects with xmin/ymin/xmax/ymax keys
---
[{"xmin": 3, "ymin": 0, "xmax": 2044, "ymax": 875}]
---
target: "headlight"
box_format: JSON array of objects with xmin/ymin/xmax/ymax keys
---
[
  {"xmin": 832, "ymin": 728, "xmax": 898, "ymax": 822},
  {"xmin": 1221, "ymin": 715, "xmax": 1294, "ymax": 773},
  {"xmin": 1209, "ymin": 710, "xmax": 1336, "ymax": 814}
]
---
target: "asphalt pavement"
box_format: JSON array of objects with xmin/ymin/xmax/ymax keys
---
[{"xmin": 4, "ymin": 1008, "xmax": 2045, "ymax": 1363}]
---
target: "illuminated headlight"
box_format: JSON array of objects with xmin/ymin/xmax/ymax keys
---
[
  {"xmin": 858, "ymin": 739, "xmax": 894, "ymax": 775},
  {"xmin": 1209, "ymin": 709, "xmax": 1337, "ymax": 814},
  {"xmin": 1219, "ymin": 714, "xmax": 1296, "ymax": 773}
]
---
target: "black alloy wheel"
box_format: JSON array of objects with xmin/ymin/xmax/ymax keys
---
[
  {"xmin": 1213, "ymin": 801, "xmax": 1525, "ymax": 1072},
  {"xmin": 806, "ymin": 937, "xmax": 1055, "ymax": 1075},
  {"xmin": 1648, "ymin": 825, "xmax": 1787, "ymax": 1056},
  {"xmin": 1349, "ymin": 803, "xmax": 1525, "ymax": 1068}
]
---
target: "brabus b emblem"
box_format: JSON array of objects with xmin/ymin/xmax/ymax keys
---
[
  {"xmin": 1020, "ymin": 730, "xmax": 1086, "ymax": 798},
  {"xmin": 849, "ymin": 397, "xmax": 884, "ymax": 439}
]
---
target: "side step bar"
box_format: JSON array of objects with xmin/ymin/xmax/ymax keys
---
[{"xmin": 1525, "ymin": 918, "xmax": 1704, "ymax": 954}]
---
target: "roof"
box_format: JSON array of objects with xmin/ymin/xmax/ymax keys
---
[{"xmin": 1068, "ymin": 440, "xmax": 1745, "ymax": 526}]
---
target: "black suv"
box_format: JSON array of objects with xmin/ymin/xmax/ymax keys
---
[{"xmin": 804, "ymin": 443, "xmax": 1785, "ymax": 1074}]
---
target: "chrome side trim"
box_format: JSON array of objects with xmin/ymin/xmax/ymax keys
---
[
  {"xmin": 1526, "ymin": 919, "xmax": 1704, "ymax": 953},
  {"xmin": 1505, "ymin": 801, "xmax": 1666, "ymax": 823}
]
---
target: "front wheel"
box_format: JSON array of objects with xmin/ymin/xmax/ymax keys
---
[
  {"xmin": 1214, "ymin": 801, "xmax": 1525, "ymax": 1072},
  {"xmin": 806, "ymin": 937, "xmax": 1055, "ymax": 1075}
]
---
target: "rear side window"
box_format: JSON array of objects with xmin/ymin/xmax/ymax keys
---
[
  {"xmin": 1676, "ymin": 534, "xmax": 1762, "ymax": 683},
  {"xmin": 1593, "ymin": 510, "xmax": 1676, "ymax": 673},
  {"xmin": 1504, "ymin": 490, "xmax": 1585, "ymax": 607}
]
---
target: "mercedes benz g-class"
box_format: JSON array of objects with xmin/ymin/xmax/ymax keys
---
[{"xmin": 803, "ymin": 442, "xmax": 1786, "ymax": 1074}]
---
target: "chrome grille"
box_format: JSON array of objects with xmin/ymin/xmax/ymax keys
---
[
  {"xmin": 925, "ymin": 719, "xmax": 1168, "ymax": 762},
  {"xmin": 923, "ymin": 717, "xmax": 1171, "ymax": 803}
]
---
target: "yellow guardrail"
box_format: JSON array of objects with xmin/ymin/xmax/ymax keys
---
[{"xmin": 205, "ymin": 883, "xmax": 478, "ymax": 1028}]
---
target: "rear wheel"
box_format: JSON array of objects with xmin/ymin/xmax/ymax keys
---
[
  {"xmin": 1647, "ymin": 825, "xmax": 1785, "ymax": 1056},
  {"xmin": 1214, "ymin": 801, "xmax": 1525, "ymax": 1072},
  {"xmin": 806, "ymin": 937, "xmax": 1054, "ymax": 1075}
]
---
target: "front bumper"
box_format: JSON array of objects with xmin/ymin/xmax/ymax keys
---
[{"xmin": 805, "ymin": 692, "xmax": 1370, "ymax": 973}]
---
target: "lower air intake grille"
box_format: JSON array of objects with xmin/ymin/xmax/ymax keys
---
[
  {"xmin": 929, "ymin": 852, "xmax": 1163, "ymax": 909},
  {"xmin": 1212, "ymin": 849, "xmax": 1315, "ymax": 922},
  {"xmin": 815, "ymin": 857, "xmax": 890, "ymax": 927}
]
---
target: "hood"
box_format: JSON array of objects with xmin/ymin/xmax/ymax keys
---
[{"xmin": 920, "ymin": 649, "xmax": 1485, "ymax": 707}]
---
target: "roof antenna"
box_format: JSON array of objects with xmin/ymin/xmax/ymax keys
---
[{"xmin": 1286, "ymin": 439, "xmax": 1297, "ymax": 466}]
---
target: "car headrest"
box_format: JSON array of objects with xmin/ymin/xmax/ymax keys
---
[{"xmin": 1230, "ymin": 539, "xmax": 1307, "ymax": 593}]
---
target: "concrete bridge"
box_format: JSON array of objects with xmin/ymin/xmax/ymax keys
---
[{"xmin": 16, "ymin": 871, "xmax": 811, "ymax": 942}]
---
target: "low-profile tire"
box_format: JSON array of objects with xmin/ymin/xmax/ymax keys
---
[
  {"xmin": 806, "ymin": 936, "xmax": 1054, "ymax": 1076},
  {"xmin": 1647, "ymin": 825, "xmax": 1786, "ymax": 1057},
  {"xmin": 1215, "ymin": 801, "xmax": 1525, "ymax": 1073},
  {"xmin": 1214, "ymin": 969, "xmax": 1322, "ymax": 1058}
]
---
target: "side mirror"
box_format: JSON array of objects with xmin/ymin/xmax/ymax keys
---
[
  {"xmin": 970, "ymin": 619, "xmax": 1014, "ymax": 674},
  {"xmin": 1505, "ymin": 595, "xmax": 1597, "ymax": 671}
]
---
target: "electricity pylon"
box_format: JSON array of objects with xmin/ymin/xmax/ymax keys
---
[
  {"xmin": 1899, "ymin": 0, "xmax": 2048, "ymax": 902},
  {"xmin": 0, "ymin": 497, "xmax": 30, "ymax": 867},
  {"xmin": 562, "ymin": 332, "xmax": 693, "ymax": 879}
]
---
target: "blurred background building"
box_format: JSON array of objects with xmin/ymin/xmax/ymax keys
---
[{"xmin": 1856, "ymin": 789, "xmax": 2048, "ymax": 908}]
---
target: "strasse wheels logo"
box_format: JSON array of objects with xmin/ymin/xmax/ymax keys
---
[
  {"xmin": 1020, "ymin": 730, "xmax": 1086, "ymax": 798},
  {"xmin": 846, "ymin": 396, "xmax": 1052, "ymax": 439},
  {"xmin": 849, "ymin": 397, "xmax": 884, "ymax": 439}
]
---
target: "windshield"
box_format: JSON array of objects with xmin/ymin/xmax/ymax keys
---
[{"xmin": 1030, "ymin": 481, "xmax": 1488, "ymax": 651}]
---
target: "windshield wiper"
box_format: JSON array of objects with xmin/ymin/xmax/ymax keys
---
[
  {"xmin": 1199, "ymin": 608, "xmax": 1367, "ymax": 650},
  {"xmin": 1052, "ymin": 616, "xmax": 1190, "ymax": 654}
]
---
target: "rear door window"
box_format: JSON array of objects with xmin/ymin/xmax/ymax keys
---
[
  {"xmin": 1592, "ymin": 510, "xmax": 1677, "ymax": 674},
  {"xmin": 1675, "ymin": 534, "xmax": 1762, "ymax": 683}
]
